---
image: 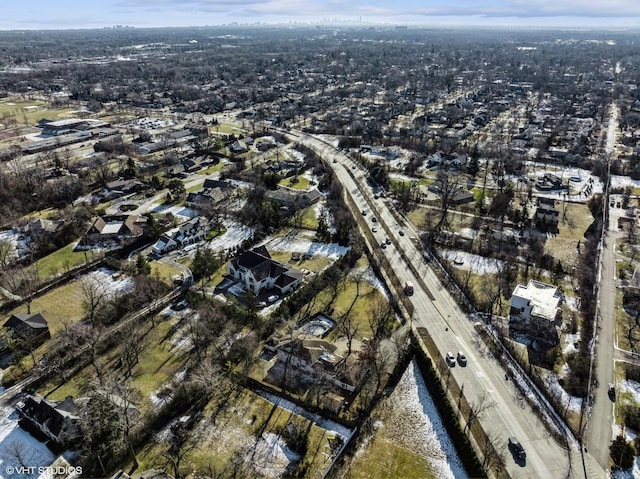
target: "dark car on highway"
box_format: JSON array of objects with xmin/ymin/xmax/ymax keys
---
[{"xmin": 508, "ymin": 437, "xmax": 526, "ymax": 463}]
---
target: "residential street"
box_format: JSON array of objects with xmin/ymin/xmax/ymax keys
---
[
  {"xmin": 587, "ymin": 221, "xmax": 619, "ymax": 467},
  {"xmin": 586, "ymin": 102, "xmax": 620, "ymax": 469}
]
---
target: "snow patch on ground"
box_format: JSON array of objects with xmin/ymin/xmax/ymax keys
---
[
  {"xmin": 621, "ymin": 380, "xmax": 640, "ymax": 404},
  {"xmin": 440, "ymin": 250, "xmax": 504, "ymax": 275},
  {"xmin": 81, "ymin": 267, "xmax": 134, "ymax": 296},
  {"xmin": 544, "ymin": 373, "xmax": 583, "ymax": 413},
  {"xmin": 0, "ymin": 405, "xmax": 56, "ymax": 479},
  {"xmin": 257, "ymin": 391, "xmax": 353, "ymax": 440},
  {"xmin": 249, "ymin": 432, "xmax": 301, "ymax": 478},
  {"xmin": 381, "ymin": 361, "xmax": 467, "ymax": 479},
  {"xmin": 562, "ymin": 333, "xmax": 580, "ymax": 355},
  {"xmin": 613, "ymin": 458, "xmax": 640, "ymax": 479},
  {"xmin": 353, "ymin": 266, "xmax": 389, "ymax": 299},
  {"xmin": 206, "ymin": 222, "xmax": 254, "ymax": 254},
  {"xmin": 263, "ymin": 232, "xmax": 349, "ymax": 260}
]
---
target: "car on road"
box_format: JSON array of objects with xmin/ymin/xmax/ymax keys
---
[
  {"xmin": 362, "ymin": 210, "xmax": 367, "ymax": 216},
  {"xmin": 372, "ymin": 217, "xmax": 377, "ymax": 222},
  {"xmin": 399, "ymin": 230, "xmax": 405, "ymax": 236},
  {"xmin": 446, "ymin": 352, "xmax": 455, "ymax": 367},
  {"xmin": 608, "ymin": 383, "xmax": 616, "ymax": 401},
  {"xmin": 385, "ymin": 238, "xmax": 391, "ymax": 245},
  {"xmin": 372, "ymin": 227, "xmax": 377, "ymax": 232},
  {"xmin": 381, "ymin": 243, "xmax": 386, "ymax": 249},
  {"xmin": 508, "ymin": 437, "xmax": 526, "ymax": 462},
  {"xmin": 457, "ymin": 352, "xmax": 467, "ymax": 366}
]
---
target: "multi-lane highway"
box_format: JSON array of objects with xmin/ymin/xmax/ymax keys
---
[{"xmin": 298, "ymin": 134, "xmax": 606, "ymax": 478}]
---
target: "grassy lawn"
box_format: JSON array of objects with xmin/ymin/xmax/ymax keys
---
[
  {"xmin": 36, "ymin": 241, "xmax": 89, "ymax": 279},
  {"xmin": 268, "ymin": 251, "xmax": 332, "ymax": 275},
  {"xmin": 129, "ymin": 319, "xmax": 186, "ymax": 410},
  {"xmin": 616, "ymin": 290, "xmax": 637, "ymax": 353},
  {"xmin": 279, "ymin": 175, "xmax": 311, "ymax": 191},
  {"xmin": 212, "ymin": 123, "xmax": 245, "ymax": 135},
  {"xmin": 150, "ymin": 261, "xmax": 183, "ymax": 284},
  {"xmin": 9, "ymin": 280, "xmax": 85, "ymax": 336},
  {"xmin": 301, "ymin": 205, "xmax": 320, "ymax": 230},
  {"xmin": 186, "ymin": 180, "xmax": 205, "ymax": 193},
  {"xmin": 544, "ymin": 203, "xmax": 593, "ymax": 267},
  {"xmin": 38, "ymin": 314, "xmax": 185, "ymax": 413},
  {"xmin": 24, "ymin": 208, "xmax": 59, "ymax": 220},
  {"xmin": 347, "ymin": 437, "xmax": 434, "ymax": 479},
  {"xmin": 0, "ymin": 100, "xmax": 79, "ymax": 125},
  {"xmin": 307, "ymin": 260, "xmax": 388, "ymax": 340},
  {"xmin": 198, "ymin": 162, "xmax": 225, "ymax": 175},
  {"xmin": 136, "ymin": 386, "xmax": 338, "ymax": 478}
]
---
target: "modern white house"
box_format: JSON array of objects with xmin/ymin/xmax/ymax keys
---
[
  {"xmin": 509, "ymin": 280, "xmax": 563, "ymax": 350},
  {"xmin": 151, "ymin": 216, "xmax": 210, "ymax": 255},
  {"xmin": 227, "ymin": 246, "xmax": 304, "ymax": 296}
]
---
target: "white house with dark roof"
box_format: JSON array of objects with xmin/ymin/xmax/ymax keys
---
[
  {"xmin": 509, "ymin": 280, "xmax": 563, "ymax": 349},
  {"xmin": 227, "ymin": 246, "xmax": 303, "ymax": 296},
  {"xmin": 151, "ymin": 216, "xmax": 210, "ymax": 255}
]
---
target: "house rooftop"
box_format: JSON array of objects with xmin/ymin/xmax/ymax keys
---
[{"xmin": 512, "ymin": 280, "xmax": 562, "ymax": 321}]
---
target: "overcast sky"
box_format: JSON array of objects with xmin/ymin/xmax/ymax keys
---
[{"xmin": 2, "ymin": 0, "xmax": 640, "ymax": 30}]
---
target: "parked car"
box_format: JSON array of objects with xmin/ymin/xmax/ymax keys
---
[
  {"xmin": 608, "ymin": 383, "xmax": 616, "ymax": 401},
  {"xmin": 508, "ymin": 437, "xmax": 526, "ymax": 461},
  {"xmin": 457, "ymin": 352, "xmax": 467, "ymax": 366},
  {"xmin": 446, "ymin": 352, "xmax": 455, "ymax": 367}
]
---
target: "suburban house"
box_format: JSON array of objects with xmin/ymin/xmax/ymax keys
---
[
  {"xmin": 3, "ymin": 313, "xmax": 51, "ymax": 347},
  {"xmin": 78, "ymin": 214, "xmax": 147, "ymax": 250},
  {"xmin": 104, "ymin": 179, "xmax": 144, "ymax": 198},
  {"xmin": 274, "ymin": 337, "xmax": 356, "ymax": 393},
  {"xmin": 186, "ymin": 178, "xmax": 233, "ymax": 211},
  {"xmin": 535, "ymin": 173, "xmax": 566, "ymax": 191},
  {"xmin": 265, "ymin": 187, "xmax": 322, "ymax": 208},
  {"xmin": 509, "ymin": 280, "xmax": 563, "ymax": 350},
  {"xmin": 152, "ymin": 216, "xmax": 210, "ymax": 256},
  {"xmin": 229, "ymin": 139, "xmax": 248, "ymax": 153},
  {"xmin": 535, "ymin": 197, "xmax": 560, "ymax": 229},
  {"xmin": 227, "ymin": 246, "xmax": 304, "ymax": 296},
  {"xmin": 16, "ymin": 395, "xmax": 81, "ymax": 446},
  {"xmin": 428, "ymin": 184, "xmax": 475, "ymax": 206}
]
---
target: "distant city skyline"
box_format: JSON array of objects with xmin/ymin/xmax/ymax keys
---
[{"xmin": 1, "ymin": 0, "xmax": 640, "ymax": 30}]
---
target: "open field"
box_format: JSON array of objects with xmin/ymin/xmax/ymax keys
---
[
  {"xmin": 543, "ymin": 202, "xmax": 593, "ymax": 267},
  {"xmin": 135, "ymin": 386, "xmax": 345, "ymax": 478},
  {"xmin": 8, "ymin": 280, "xmax": 85, "ymax": 336},
  {"xmin": 0, "ymin": 100, "xmax": 79, "ymax": 126},
  {"xmin": 35, "ymin": 241, "xmax": 91, "ymax": 279},
  {"xmin": 38, "ymin": 312, "xmax": 186, "ymax": 415},
  {"xmin": 279, "ymin": 175, "xmax": 311, "ymax": 191}
]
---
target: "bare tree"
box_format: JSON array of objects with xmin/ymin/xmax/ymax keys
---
[
  {"xmin": 368, "ymin": 297, "xmax": 393, "ymax": 340},
  {"xmin": 339, "ymin": 310, "xmax": 359, "ymax": 358},
  {"xmin": 431, "ymin": 170, "xmax": 461, "ymax": 232},
  {"xmin": 119, "ymin": 322, "xmax": 144, "ymax": 377},
  {"xmin": 2, "ymin": 440, "xmax": 46, "ymax": 468},
  {"xmin": 81, "ymin": 275, "xmax": 108, "ymax": 325},
  {"xmin": 480, "ymin": 431, "xmax": 505, "ymax": 472},
  {"xmin": 0, "ymin": 239, "xmax": 13, "ymax": 269},
  {"xmin": 159, "ymin": 422, "xmax": 201, "ymax": 479},
  {"xmin": 464, "ymin": 390, "xmax": 496, "ymax": 434},
  {"xmin": 74, "ymin": 323, "xmax": 105, "ymax": 384}
]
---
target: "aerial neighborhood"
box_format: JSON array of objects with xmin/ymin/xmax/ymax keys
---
[{"xmin": 0, "ymin": 23, "xmax": 639, "ymax": 479}]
